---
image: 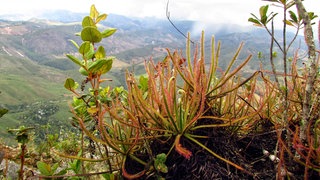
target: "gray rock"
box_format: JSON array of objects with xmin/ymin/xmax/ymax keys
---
[{"xmin": 0, "ymin": 160, "xmax": 20, "ymax": 179}]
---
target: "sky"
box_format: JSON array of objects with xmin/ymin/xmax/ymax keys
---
[{"xmin": 0, "ymin": 0, "xmax": 319, "ymax": 26}]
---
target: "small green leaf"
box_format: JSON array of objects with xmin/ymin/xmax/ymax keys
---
[
  {"xmin": 69, "ymin": 151, "xmax": 82, "ymax": 174},
  {"xmin": 81, "ymin": 26, "xmax": 102, "ymax": 43},
  {"xmin": 82, "ymin": 16, "xmax": 96, "ymax": 28},
  {"xmin": 96, "ymin": 14, "xmax": 107, "ymax": 24},
  {"xmin": 101, "ymin": 28, "xmax": 117, "ymax": 38},
  {"xmin": 289, "ymin": 11, "xmax": 298, "ymax": 23},
  {"xmin": 261, "ymin": 15, "xmax": 267, "ymax": 25},
  {"xmin": 16, "ymin": 134, "xmax": 29, "ymax": 144},
  {"xmin": 79, "ymin": 67, "xmax": 88, "ymax": 76},
  {"xmin": 154, "ymin": 153, "xmax": 168, "ymax": 173},
  {"xmin": 257, "ymin": 52, "xmax": 263, "ymax": 59},
  {"xmin": 113, "ymin": 86, "xmax": 124, "ymax": 94},
  {"xmin": 69, "ymin": 39, "xmax": 79, "ymax": 49},
  {"xmin": 259, "ymin": 5, "xmax": 269, "ymax": 19},
  {"xmin": 138, "ymin": 75, "xmax": 148, "ymax": 92},
  {"xmin": 37, "ymin": 161, "xmax": 52, "ymax": 176},
  {"xmin": 64, "ymin": 78, "xmax": 78, "ymax": 91},
  {"xmin": 69, "ymin": 159, "xmax": 82, "ymax": 174},
  {"xmin": 75, "ymin": 159, "xmax": 81, "ymax": 174},
  {"xmin": 87, "ymin": 106, "xmax": 99, "ymax": 114},
  {"xmin": 248, "ymin": 17, "xmax": 262, "ymax": 27},
  {"xmin": 88, "ymin": 58, "xmax": 113, "ymax": 75},
  {"xmin": 66, "ymin": 54, "xmax": 83, "ymax": 67},
  {"xmin": 90, "ymin": 5, "xmax": 99, "ymax": 20},
  {"xmin": 95, "ymin": 46, "xmax": 106, "ymax": 59},
  {"xmin": 285, "ymin": 20, "xmax": 296, "ymax": 27},
  {"xmin": 272, "ymin": 51, "xmax": 278, "ymax": 58},
  {"xmin": 308, "ymin": 12, "xmax": 318, "ymax": 21},
  {"xmin": 0, "ymin": 108, "xmax": 8, "ymax": 118},
  {"xmin": 79, "ymin": 42, "xmax": 94, "ymax": 59},
  {"xmin": 8, "ymin": 126, "xmax": 34, "ymax": 144},
  {"xmin": 51, "ymin": 163, "xmax": 59, "ymax": 174},
  {"xmin": 285, "ymin": 20, "xmax": 295, "ymax": 27}
]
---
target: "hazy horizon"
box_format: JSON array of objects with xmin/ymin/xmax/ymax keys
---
[
  {"xmin": 0, "ymin": 0, "xmax": 319, "ymax": 38},
  {"xmin": 0, "ymin": 0, "xmax": 318, "ymax": 26}
]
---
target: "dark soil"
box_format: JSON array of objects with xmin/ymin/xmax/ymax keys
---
[{"xmin": 124, "ymin": 118, "xmax": 320, "ymax": 179}]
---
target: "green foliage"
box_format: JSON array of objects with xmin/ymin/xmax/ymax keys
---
[
  {"xmin": 68, "ymin": 158, "xmax": 82, "ymax": 175},
  {"xmin": 62, "ymin": 4, "xmax": 270, "ymax": 178},
  {"xmin": 101, "ymin": 28, "xmax": 117, "ymax": 38},
  {"xmin": 66, "ymin": 151, "xmax": 83, "ymax": 179},
  {"xmin": 249, "ymin": 0, "xmax": 320, "ymax": 178},
  {"xmin": 7, "ymin": 126, "xmax": 34, "ymax": 144},
  {"xmin": 63, "ymin": 4, "xmax": 128, "ymax": 179},
  {"xmin": 154, "ymin": 153, "xmax": 168, "ymax": 173},
  {"xmin": 56, "ymin": 2, "xmax": 320, "ymax": 179},
  {"xmin": 56, "ymin": 132, "xmax": 80, "ymax": 155},
  {"xmin": 0, "ymin": 108, "xmax": 8, "ymax": 118},
  {"xmin": 0, "ymin": 53, "xmax": 73, "ymax": 141},
  {"xmin": 37, "ymin": 133, "xmax": 59, "ymax": 155},
  {"xmin": 1, "ymin": 1, "xmax": 318, "ymax": 179},
  {"xmin": 37, "ymin": 161, "xmax": 67, "ymax": 178},
  {"xmin": 7, "ymin": 125, "xmax": 34, "ymax": 179},
  {"xmin": 138, "ymin": 75, "xmax": 148, "ymax": 93},
  {"xmin": 79, "ymin": 41, "xmax": 94, "ymax": 60},
  {"xmin": 87, "ymin": 57, "xmax": 113, "ymax": 75},
  {"xmin": 18, "ymin": 101, "xmax": 67, "ymax": 144},
  {"xmin": 248, "ymin": 5, "xmax": 277, "ymax": 27},
  {"xmin": 66, "ymin": 54, "xmax": 82, "ymax": 67},
  {"xmin": 111, "ymin": 32, "xmax": 264, "ymax": 178}
]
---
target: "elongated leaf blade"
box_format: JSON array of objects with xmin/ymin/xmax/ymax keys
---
[
  {"xmin": 79, "ymin": 67, "xmax": 89, "ymax": 76},
  {"xmin": 289, "ymin": 11, "xmax": 298, "ymax": 23},
  {"xmin": 96, "ymin": 14, "xmax": 107, "ymax": 23},
  {"xmin": 88, "ymin": 58, "xmax": 113, "ymax": 75},
  {"xmin": 51, "ymin": 163, "xmax": 59, "ymax": 174},
  {"xmin": 37, "ymin": 161, "xmax": 52, "ymax": 176},
  {"xmin": 260, "ymin": 5, "xmax": 269, "ymax": 19},
  {"xmin": 66, "ymin": 54, "xmax": 83, "ymax": 67},
  {"xmin": 90, "ymin": 5, "xmax": 99, "ymax": 20},
  {"xmin": 261, "ymin": 15, "xmax": 267, "ymax": 25},
  {"xmin": 285, "ymin": 20, "xmax": 294, "ymax": 26},
  {"xmin": 101, "ymin": 28, "xmax": 117, "ymax": 38},
  {"xmin": 69, "ymin": 39, "xmax": 79, "ymax": 49},
  {"xmin": 248, "ymin": 18, "xmax": 262, "ymax": 26}
]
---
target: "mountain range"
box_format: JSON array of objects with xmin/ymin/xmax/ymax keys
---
[{"xmin": 0, "ymin": 10, "xmax": 310, "ymax": 142}]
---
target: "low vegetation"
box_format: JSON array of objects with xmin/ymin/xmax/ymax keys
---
[{"xmin": 1, "ymin": 0, "xmax": 319, "ymax": 179}]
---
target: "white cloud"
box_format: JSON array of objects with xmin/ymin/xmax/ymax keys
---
[{"xmin": 0, "ymin": 0, "xmax": 318, "ymax": 28}]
